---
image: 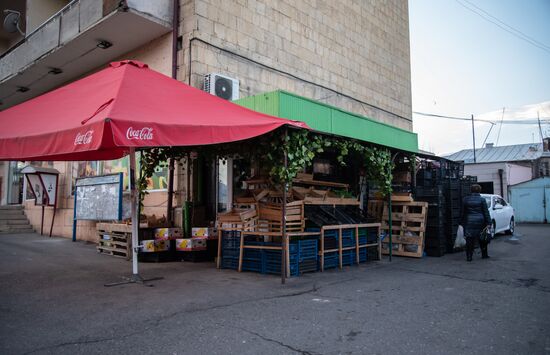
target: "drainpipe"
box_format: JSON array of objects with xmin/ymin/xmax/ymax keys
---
[
  {"xmin": 166, "ymin": 0, "xmax": 180, "ymax": 226},
  {"xmin": 498, "ymin": 169, "xmax": 504, "ymax": 198}
]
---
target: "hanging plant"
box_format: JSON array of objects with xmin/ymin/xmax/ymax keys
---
[{"xmin": 136, "ymin": 128, "xmax": 396, "ymax": 205}]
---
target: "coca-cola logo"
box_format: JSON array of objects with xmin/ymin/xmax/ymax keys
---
[
  {"xmin": 74, "ymin": 130, "xmax": 94, "ymax": 145},
  {"xmin": 126, "ymin": 127, "xmax": 154, "ymax": 140}
]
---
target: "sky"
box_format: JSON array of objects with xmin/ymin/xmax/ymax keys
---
[{"xmin": 409, "ymin": 0, "xmax": 550, "ymax": 155}]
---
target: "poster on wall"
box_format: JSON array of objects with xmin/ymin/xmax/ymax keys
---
[
  {"xmin": 71, "ymin": 161, "xmax": 99, "ymax": 195},
  {"xmin": 26, "ymin": 174, "xmax": 45, "ymax": 205},
  {"xmin": 102, "ymin": 157, "xmax": 130, "ymax": 190},
  {"xmin": 41, "ymin": 173, "xmax": 57, "ymax": 206},
  {"xmin": 143, "ymin": 160, "xmax": 168, "ymax": 190}
]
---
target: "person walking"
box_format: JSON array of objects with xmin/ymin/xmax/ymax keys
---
[{"xmin": 460, "ymin": 184, "xmax": 492, "ymax": 261}]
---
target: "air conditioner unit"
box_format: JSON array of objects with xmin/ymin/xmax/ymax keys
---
[{"xmin": 203, "ymin": 73, "xmax": 239, "ymax": 101}]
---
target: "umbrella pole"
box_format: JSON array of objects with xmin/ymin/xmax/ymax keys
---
[
  {"xmin": 105, "ymin": 148, "xmax": 163, "ymax": 287},
  {"xmin": 130, "ymin": 147, "xmax": 139, "ymax": 276},
  {"xmin": 281, "ymin": 128, "xmax": 288, "ymax": 285}
]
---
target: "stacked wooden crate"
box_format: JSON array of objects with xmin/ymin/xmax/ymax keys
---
[{"xmin": 381, "ymin": 201, "xmax": 428, "ymax": 258}]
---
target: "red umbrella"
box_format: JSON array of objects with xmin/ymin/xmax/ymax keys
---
[
  {"xmin": 0, "ymin": 60, "xmax": 309, "ymax": 284},
  {"xmin": 0, "ymin": 60, "xmax": 307, "ymax": 161}
]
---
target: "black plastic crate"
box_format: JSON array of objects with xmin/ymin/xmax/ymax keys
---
[{"xmin": 425, "ymin": 246, "xmax": 446, "ymax": 257}]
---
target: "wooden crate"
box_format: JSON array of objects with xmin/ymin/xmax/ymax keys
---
[
  {"xmin": 367, "ymin": 200, "xmax": 385, "ymax": 221},
  {"xmin": 258, "ymin": 201, "xmax": 305, "ymax": 233},
  {"xmin": 381, "ymin": 201, "xmax": 428, "ymax": 258},
  {"xmin": 96, "ymin": 223, "xmax": 132, "ymax": 260}
]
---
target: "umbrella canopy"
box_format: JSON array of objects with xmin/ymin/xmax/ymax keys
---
[{"xmin": 0, "ymin": 60, "xmax": 308, "ymax": 161}]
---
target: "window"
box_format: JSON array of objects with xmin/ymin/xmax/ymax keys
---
[
  {"xmin": 71, "ymin": 156, "xmax": 169, "ymax": 195},
  {"xmin": 71, "ymin": 161, "xmax": 100, "ymax": 195}
]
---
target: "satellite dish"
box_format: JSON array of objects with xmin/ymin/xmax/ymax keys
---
[{"xmin": 3, "ymin": 10, "xmax": 24, "ymax": 36}]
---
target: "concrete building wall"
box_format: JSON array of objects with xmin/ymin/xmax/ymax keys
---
[
  {"xmin": 464, "ymin": 162, "xmax": 533, "ymax": 200},
  {"xmin": 7, "ymin": 0, "xmax": 414, "ymax": 242},
  {"xmin": 507, "ymin": 163, "xmax": 532, "ymax": 186},
  {"xmin": 178, "ymin": 0, "xmax": 412, "ymax": 130},
  {"xmin": 26, "ymin": 0, "xmax": 70, "ymax": 33}
]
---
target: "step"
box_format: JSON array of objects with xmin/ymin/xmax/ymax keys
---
[
  {"xmin": 0, "ymin": 210, "xmax": 26, "ymax": 219},
  {"xmin": 0, "ymin": 226, "xmax": 34, "ymax": 234},
  {"xmin": 0, "ymin": 219, "xmax": 30, "ymax": 226},
  {"xmin": 0, "ymin": 205, "xmax": 23, "ymax": 210}
]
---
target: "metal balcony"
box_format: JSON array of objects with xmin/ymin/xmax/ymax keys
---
[{"xmin": 0, "ymin": 0, "xmax": 173, "ymax": 110}]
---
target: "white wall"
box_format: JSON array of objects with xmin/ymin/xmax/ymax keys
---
[
  {"xmin": 464, "ymin": 162, "xmax": 534, "ymax": 200},
  {"xmin": 506, "ymin": 163, "xmax": 532, "ymax": 186},
  {"xmin": 464, "ymin": 162, "xmax": 506, "ymax": 195}
]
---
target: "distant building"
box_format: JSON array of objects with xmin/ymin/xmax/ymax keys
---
[{"xmin": 445, "ymin": 139, "xmax": 550, "ymax": 199}]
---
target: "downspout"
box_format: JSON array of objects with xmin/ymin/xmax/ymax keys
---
[
  {"xmin": 498, "ymin": 168, "xmax": 504, "ymax": 198},
  {"xmin": 166, "ymin": 0, "xmax": 179, "ymax": 226}
]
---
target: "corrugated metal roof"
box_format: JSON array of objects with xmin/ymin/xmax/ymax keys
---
[{"xmin": 445, "ymin": 143, "xmax": 544, "ymax": 163}]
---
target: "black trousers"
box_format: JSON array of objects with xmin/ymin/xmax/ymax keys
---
[{"xmin": 466, "ymin": 236, "xmax": 488, "ymax": 258}]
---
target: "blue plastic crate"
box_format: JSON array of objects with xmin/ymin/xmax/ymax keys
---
[
  {"xmin": 359, "ymin": 248, "xmax": 368, "ymax": 263},
  {"xmin": 298, "ymin": 239, "xmax": 318, "ymax": 260},
  {"xmin": 322, "ymin": 251, "xmax": 339, "ymax": 269},
  {"xmin": 342, "ymin": 249, "xmax": 357, "ymax": 266},
  {"xmin": 299, "ymin": 259, "xmax": 318, "ymax": 273},
  {"xmin": 221, "ymin": 256, "xmax": 239, "ymax": 270}
]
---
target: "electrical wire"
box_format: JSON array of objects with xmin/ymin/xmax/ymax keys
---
[
  {"xmin": 413, "ymin": 111, "xmax": 550, "ymax": 125},
  {"xmin": 455, "ymin": 0, "xmax": 550, "ymax": 55},
  {"xmin": 495, "ymin": 107, "xmax": 505, "ymax": 145}
]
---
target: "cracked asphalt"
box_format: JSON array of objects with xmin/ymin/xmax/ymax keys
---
[{"xmin": 1, "ymin": 224, "xmax": 549, "ymax": 355}]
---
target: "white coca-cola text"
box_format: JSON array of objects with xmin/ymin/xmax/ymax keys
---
[
  {"xmin": 126, "ymin": 127, "xmax": 154, "ymax": 140},
  {"xmin": 74, "ymin": 130, "xmax": 94, "ymax": 145}
]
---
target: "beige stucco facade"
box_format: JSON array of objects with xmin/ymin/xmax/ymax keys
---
[
  {"xmin": 2, "ymin": 0, "xmax": 413, "ymax": 241},
  {"xmin": 178, "ymin": 0, "xmax": 412, "ymax": 130}
]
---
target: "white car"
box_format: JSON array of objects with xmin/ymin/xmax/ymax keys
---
[{"xmin": 481, "ymin": 194, "xmax": 515, "ymax": 238}]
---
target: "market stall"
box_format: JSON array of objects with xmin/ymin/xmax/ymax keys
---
[{"xmin": 0, "ymin": 60, "xmax": 307, "ymax": 284}]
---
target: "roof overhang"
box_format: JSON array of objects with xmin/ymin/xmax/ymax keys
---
[{"xmin": 235, "ymin": 90, "xmax": 418, "ymax": 153}]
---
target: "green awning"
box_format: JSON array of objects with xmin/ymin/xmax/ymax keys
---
[{"xmin": 235, "ymin": 90, "xmax": 418, "ymax": 153}]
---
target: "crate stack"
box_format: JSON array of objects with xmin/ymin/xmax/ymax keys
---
[
  {"xmin": 443, "ymin": 179, "xmax": 462, "ymax": 252},
  {"xmin": 220, "ymin": 231, "xmax": 318, "ymax": 276},
  {"xmin": 415, "ymin": 185, "xmax": 447, "ymax": 257},
  {"xmin": 414, "ymin": 166, "xmax": 476, "ymax": 256}
]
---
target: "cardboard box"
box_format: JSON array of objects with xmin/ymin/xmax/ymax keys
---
[
  {"xmin": 176, "ymin": 238, "xmax": 207, "ymax": 251},
  {"xmin": 141, "ymin": 240, "xmax": 156, "ymax": 253},
  {"xmin": 192, "ymin": 227, "xmax": 214, "ymax": 238},
  {"xmin": 154, "ymin": 228, "xmax": 182, "ymax": 240},
  {"xmin": 154, "ymin": 239, "xmax": 170, "ymax": 252}
]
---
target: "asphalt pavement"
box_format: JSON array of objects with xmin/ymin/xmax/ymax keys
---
[{"xmin": 0, "ymin": 224, "xmax": 549, "ymax": 355}]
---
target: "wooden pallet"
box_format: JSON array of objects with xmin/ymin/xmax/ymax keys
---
[
  {"xmin": 97, "ymin": 223, "xmax": 132, "ymax": 260},
  {"xmin": 381, "ymin": 201, "xmax": 428, "ymax": 258}
]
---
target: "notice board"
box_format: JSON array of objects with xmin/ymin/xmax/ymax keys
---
[{"xmin": 74, "ymin": 173, "xmax": 131, "ymax": 221}]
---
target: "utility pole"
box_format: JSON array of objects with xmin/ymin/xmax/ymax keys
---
[
  {"xmin": 537, "ymin": 111, "xmax": 544, "ymax": 142},
  {"xmin": 471, "ymin": 114, "xmax": 476, "ymax": 163}
]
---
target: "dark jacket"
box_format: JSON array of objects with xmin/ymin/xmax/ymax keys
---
[{"xmin": 461, "ymin": 193, "xmax": 491, "ymax": 235}]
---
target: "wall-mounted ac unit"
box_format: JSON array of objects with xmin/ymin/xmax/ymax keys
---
[{"xmin": 203, "ymin": 73, "xmax": 239, "ymax": 101}]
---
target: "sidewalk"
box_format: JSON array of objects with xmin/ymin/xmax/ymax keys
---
[{"xmin": 1, "ymin": 224, "xmax": 549, "ymax": 354}]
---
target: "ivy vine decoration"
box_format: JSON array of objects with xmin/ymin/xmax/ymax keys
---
[
  {"xmin": 136, "ymin": 128, "xmax": 396, "ymax": 205},
  {"xmin": 260, "ymin": 130, "xmax": 394, "ymax": 196}
]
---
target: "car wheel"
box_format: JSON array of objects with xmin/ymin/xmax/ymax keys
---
[
  {"xmin": 505, "ymin": 217, "xmax": 514, "ymax": 235},
  {"xmin": 490, "ymin": 221, "xmax": 496, "ymax": 239}
]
